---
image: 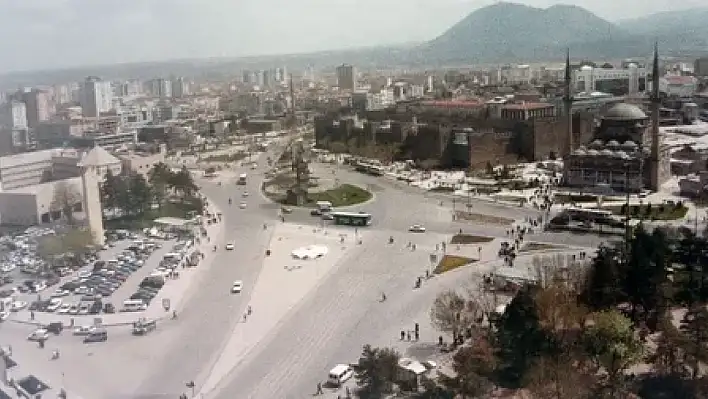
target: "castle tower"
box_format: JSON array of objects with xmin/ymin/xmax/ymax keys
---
[
  {"xmin": 563, "ymin": 48, "xmax": 574, "ymax": 156},
  {"xmin": 649, "ymin": 41, "xmax": 662, "ymax": 191}
]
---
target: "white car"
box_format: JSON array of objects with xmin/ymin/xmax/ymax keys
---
[
  {"xmin": 57, "ymin": 304, "xmax": 72, "ymax": 314},
  {"xmin": 27, "ymin": 328, "xmax": 49, "ymax": 341},
  {"xmin": 239, "ymin": 202, "xmax": 247, "ymax": 209},
  {"xmin": 46, "ymin": 298, "xmax": 62, "ymax": 312},
  {"xmin": 73, "ymin": 325, "xmax": 95, "ymax": 336},
  {"xmin": 242, "ymin": 191, "xmax": 249, "ymax": 197},
  {"xmin": 10, "ymin": 301, "xmax": 27, "ymax": 312},
  {"xmin": 225, "ymin": 243, "xmax": 235, "ymax": 251},
  {"xmin": 409, "ymin": 224, "xmax": 426, "ymax": 233},
  {"xmin": 78, "ymin": 270, "xmax": 92, "ymax": 279},
  {"xmin": 0, "ymin": 311, "xmax": 10, "ymax": 321},
  {"xmin": 231, "ymin": 280, "xmax": 243, "ymax": 293}
]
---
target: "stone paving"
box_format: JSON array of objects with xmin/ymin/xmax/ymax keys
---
[{"xmin": 198, "ymin": 223, "xmax": 363, "ymax": 396}]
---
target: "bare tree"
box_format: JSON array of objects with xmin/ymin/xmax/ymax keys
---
[
  {"xmin": 51, "ymin": 181, "xmax": 81, "ymax": 225},
  {"xmin": 37, "ymin": 228, "xmax": 95, "ymax": 270},
  {"xmin": 430, "ymin": 290, "xmax": 475, "ymax": 339}
]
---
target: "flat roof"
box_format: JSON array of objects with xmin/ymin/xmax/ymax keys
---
[{"xmin": 0, "ymin": 149, "xmax": 56, "ymax": 170}]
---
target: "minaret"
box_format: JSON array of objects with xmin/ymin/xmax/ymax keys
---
[
  {"xmin": 649, "ymin": 41, "xmax": 661, "ymax": 191},
  {"xmin": 563, "ymin": 48, "xmax": 574, "ymax": 156}
]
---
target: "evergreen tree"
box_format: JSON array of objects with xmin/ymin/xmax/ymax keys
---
[
  {"xmin": 680, "ymin": 304, "xmax": 708, "ymax": 380},
  {"xmin": 583, "ymin": 245, "xmax": 626, "ymax": 310},
  {"xmin": 128, "ymin": 173, "xmax": 153, "ymax": 215},
  {"xmin": 496, "ymin": 287, "xmax": 552, "ymax": 386},
  {"xmin": 355, "ymin": 345, "xmax": 400, "ymax": 398}
]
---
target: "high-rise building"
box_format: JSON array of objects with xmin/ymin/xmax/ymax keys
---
[
  {"xmin": 82, "ymin": 76, "xmax": 113, "ymax": 118},
  {"xmin": 22, "ymin": 89, "xmax": 53, "ymax": 128},
  {"xmin": 148, "ymin": 78, "xmax": 172, "ymax": 98},
  {"xmin": 171, "ymin": 77, "xmax": 189, "ymax": 98},
  {"xmin": 695, "ymin": 57, "xmax": 708, "ymax": 77},
  {"xmin": 53, "ymin": 84, "xmax": 72, "ymax": 106},
  {"xmin": 336, "ymin": 64, "xmax": 356, "ymax": 90},
  {"xmin": 0, "ymin": 101, "xmax": 28, "ymax": 129}
]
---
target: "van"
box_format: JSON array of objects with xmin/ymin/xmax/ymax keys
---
[
  {"xmin": 121, "ymin": 299, "xmax": 147, "ymax": 312},
  {"xmin": 83, "ymin": 328, "xmax": 108, "ymax": 343},
  {"xmin": 132, "ymin": 318, "xmax": 157, "ymax": 335},
  {"xmin": 327, "ymin": 364, "xmax": 354, "ymax": 386}
]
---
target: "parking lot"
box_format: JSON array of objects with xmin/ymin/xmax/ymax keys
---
[{"xmin": 1, "ymin": 226, "xmax": 201, "ymax": 325}]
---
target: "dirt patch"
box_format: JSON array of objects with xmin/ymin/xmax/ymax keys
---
[
  {"xmin": 435, "ymin": 255, "xmax": 476, "ymax": 274},
  {"xmin": 454, "ymin": 211, "xmax": 514, "ymax": 225},
  {"xmin": 450, "ymin": 234, "xmax": 494, "ymax": 245}
]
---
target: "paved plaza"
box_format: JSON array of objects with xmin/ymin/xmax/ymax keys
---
[{"xmin": 1, "ymin": 142, "xmax": 609, "ymax": 399}]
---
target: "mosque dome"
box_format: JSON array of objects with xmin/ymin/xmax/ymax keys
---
[
  {"xmin": 606, "ymin": 140, "xmax": 620, "ymax": 148},
  {"xmin": 603, "ymin": 103, "xmax": 648, "ymax": 121}
]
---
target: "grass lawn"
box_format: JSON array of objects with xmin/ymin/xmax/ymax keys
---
[
  {"xmin": 519, "ymin": 242, "xmax": 563, "ymax": 252},
  {"xmin": 307, "ymin": 184, "xmax": 372, "ymax": 207},
  {"xmin": 201, "ymin": 152, "xmax": 247, "ymax": 163},
  {"xmin": 604, "ymin": 204, "xmax": 689, "ymax": 221},
  {"xmin": 450, "ymin": 234, "xmax": 494, "ymax": 245},
  {"xmin": 104, "ymin": 201, "xmax": 201, "ymax": 230},
  {"xmin": 435, "ymin": 255, "xmax": 475, "ymax": 274},
  {"xmin": 554, "ymin": 194, "xmax": 599, "ymax": 203}
]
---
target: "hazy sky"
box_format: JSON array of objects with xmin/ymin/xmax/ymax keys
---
[{"xmin": 0, "ymin": 0, "xmax": 705, "ymax": 72}]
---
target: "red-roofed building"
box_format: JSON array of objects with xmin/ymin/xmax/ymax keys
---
[{"xmin": 659, "ymin": 75, "xmax": 698, "ymax": 98}]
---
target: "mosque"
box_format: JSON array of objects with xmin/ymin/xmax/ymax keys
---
[{"xmin": 562, "ymin": 45, "xmax": 671, "ymax": 193}]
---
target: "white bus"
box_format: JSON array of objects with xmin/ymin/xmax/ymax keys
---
[{"xmin": 237, "ymin": 173, "xmax": 247, "ymax": 185}]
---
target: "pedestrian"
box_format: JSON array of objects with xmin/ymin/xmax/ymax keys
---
[
  {"xmin": 438, "ymin": 336, "xmax": 444, "ymax": 346},
  {"xmin": 346, "ymin": 386, "xmax": 351, "ymax": 398},
  {"xmin": 316, "ymin": 382, "xmax": 323, "ymax": 395},
  {"xmin": 415, "ymin": 330, "xmax": 419, "ymax": 341},
  {"xmin": 30, "ymin": 311, "xmax": 34, "ymax": 321},
  {"xmin": 243, "ymin": 313, "xmax": 247, "ymax": 322},
  {"xmin": 247, "ymin": 305, "xmax": 252, "ymax": 315},
  {"xmin": 401, "ymin": 330, "xmax": 405, "ymax": 340},
  {"xmin": 407, "ymin": 331, "xmax": 411, "ymax": 341},
  {"xmin": 415, "ymin": 323, "xmax": 419, "ymax": 333}
]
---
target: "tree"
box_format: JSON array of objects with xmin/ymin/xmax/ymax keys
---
[
  {"xmin": 583, "ymin": 244, "xmax": 626, "ymax": 310},
  {"xmin": 170, "ymin": 166, "xmax": 197, "ymax": 199},
  {"xmin": 623, "ymin": 228, "xmax": 670, "ymax": 323},
  {"xmin": 37, "ymin": 228, "xmax": 95, "ymax": 269},
  {"xmin": 355, "ymin": 345, "xmax": 400, "ymax": 398},
  {"xmin": 50, "ymin": 181, "xmax": 81, "ymax": 225},
  {"xmin": 680, "ymin": 304, "xmax": 708, "ymax": 379},
  {"xmin": 127, "ymin": 173, "xmax": 153, "ymax": 215},
  {"xmin": 440, "ymin": 334, "xmax": 497, "ymax": 398},
  {"xmin": 430, "ymin": 290, "xmax": 474, "ymax": 340},
  {"xmin": 101, "ymin": 169, "xmax": 126, "ymax": 214},
  {"xmin": 650, "ymin": 314, "xmax": 688, "ymax": 377},
  {"xmin": 496, "ymin": 287, "xmax": 551, "ymax": 386},
  {"xmin": 582, "ymin": 310, "xmax": 644, "ymax": 395}
]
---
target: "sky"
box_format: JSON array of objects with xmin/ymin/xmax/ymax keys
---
[{"xmin": 0, "ymin": 0, "xmax": 705, "ymax": 73}]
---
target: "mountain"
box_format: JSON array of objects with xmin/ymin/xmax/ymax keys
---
[
  {"xmin": 424, "ymin": 2, "xmax": 632, "ymax": 63},
  {"xmin": 422, "ymin": 2, "xmax": 706, "ymax": 64}
]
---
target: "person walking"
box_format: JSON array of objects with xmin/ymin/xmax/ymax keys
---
[
  {"xmin": 247, "ymin": 305, "xmax": 252, "ymax": 315},
  {"xmin": 316, "ymin": 382, "xmax": 324, "ymax": 395}
]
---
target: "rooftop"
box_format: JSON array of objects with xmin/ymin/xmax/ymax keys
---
[
  {"xmin": 502, "ymin": 102, "xmax": 554, "ymax": 111},
  {"xmin": 603, "ymin": 103, "xmax": 648, "ymax": 121},
  {"xmin": 78, "ymin": 145, "xmax": 120, "ymax": 167}
]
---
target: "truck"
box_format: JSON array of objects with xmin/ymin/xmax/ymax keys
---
[{"xmin": 237, "ymin": 173, "xmax": 247, "ymax": 185}]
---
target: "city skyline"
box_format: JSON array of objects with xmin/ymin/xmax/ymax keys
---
[{"xmin": 0, "ymin": 0, "xmax": 706, "ymax": 73}]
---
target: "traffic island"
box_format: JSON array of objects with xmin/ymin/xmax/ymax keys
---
[
  {"xmin": 450, "ymin": 234, "xmax": 494, "ymax": 245},
  {"xmin": 453, "ymin": 210, "xmax": 514, "ymax": 225},
  {"xmin": 519, "ymin": 242, "xmax": 565, "ymax": 252},
  {"xmin": 306, "ymin": 184, "xmax": 372, "ymax": 207},
  {"xmin": 434, "ymin": 255, "xmax": 476, "ymax": 274}
]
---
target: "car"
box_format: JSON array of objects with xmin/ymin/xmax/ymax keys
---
[
  {"xmin": 73, "ymin": 325, "xmax": 96, "ymax": 336},
  {"xmin": 225, "ymin": 243, "xmax": 235, "ymax": 251},
  {"xmin": 78, "ymin": 303, "xmax": 91, "ymax": 315},
  {"xmin": 68, "ymin": 304, "xmax": 80, "ymax": 315},
  {"xmin": 78, "ymin": 270, "xmax": 92, "ymax": 279},
  {"xmin": 409, "ymin": 224, "xmax": 426, "ymax": 233},
  {"xmin": 51, "ymin": 289, "xmax": 70, "ymax": 298},
  {"xmin": 310, "ymin": 209, "xmax": 322, "ymax": 216},
  {"xmin": 242, "ymin": 191, "xmax": 249, "ymax": 197},
  {"xmin": 27, "ymin": 328, "xmax": 49, "ymax": 341},
  {"xmin": 281, "ymin": 207, "xmax": 293, "ymax": 214},
  {"xmin": 321, "ymin": 213, "xmax": 334, "ymax": 221},
  {"xmin": 231, "ymin": 280, "xmax": 243, "ymax": 293},
  {"xmin": 46, "ymin": 299, "xmax": 62, "ymax": 312},
  {"xmin": 10, "ymin": 301, "xmax": 27, "ymax": 312},
  {"xmin": 0, "ymin": 311, "xmax": 10, "ymax": 321},
  {"xmin": 57, "ymin": 304, "xmax": 72, "ymax": 314},
  {"xmin": 239, "ymin": 202, "xmax": 247, "ymax": 209}
]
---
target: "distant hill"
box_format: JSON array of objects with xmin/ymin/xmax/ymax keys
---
[{"xmin": 421, "ymin": 2, "xmax": 707, "ymax": 63}]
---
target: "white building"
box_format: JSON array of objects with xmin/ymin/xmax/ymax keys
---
[
  {"xmin": 572, "ymin": 64, "xmax": 648, "ymax": 96},
  {"xmin": 171, "ymin": 77, "xmax": 189, "ymax": 98},
  {"xmin": 82, "ymin": 76, "xmax": 113, "ymax": 117},
  {"xmin": 0, "ymin": 101, "xmax": 28, "ymax": 129},
  {"xmin": 500, "ymin": 64, "xmax": 533, "ymax": 85},
  {"xmin": 658, "ymin": 75, "xmax": 698, "ymax": 98}
]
